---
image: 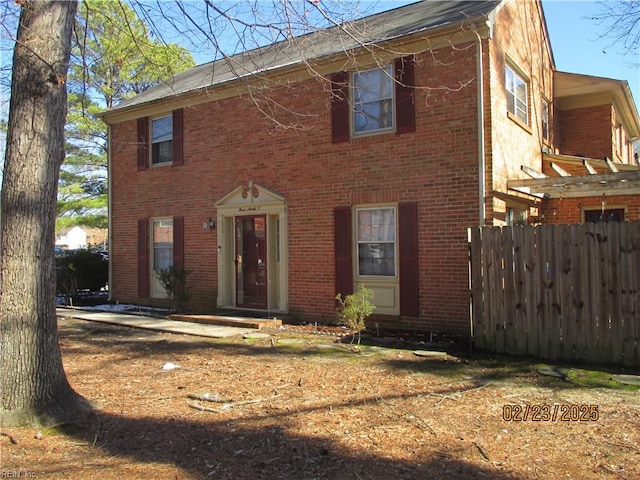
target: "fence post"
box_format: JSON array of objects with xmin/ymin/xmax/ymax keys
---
[{"xmin": 469, "ymin": 227, "xmax": 485, "ymax": 348}]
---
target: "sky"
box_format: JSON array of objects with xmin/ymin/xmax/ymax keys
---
[
  {"xmin": 540, "ymin": 0, "xmax": 639, "ymax": 105},
  {"xmin": 0, "ymin": 1, "xmax": 638, "ymax": 119},
  {"xmin": 363, "ymin": 1, "xmax": 639, "ymax": 110}
]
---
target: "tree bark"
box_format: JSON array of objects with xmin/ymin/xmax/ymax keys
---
[{"xmin": 1, "ymin": 0, "xmax": 92, "ymax": 427}]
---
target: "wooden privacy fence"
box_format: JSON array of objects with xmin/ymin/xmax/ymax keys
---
[{"xmin": 469, "ymin": 221, "xmax": 640, "ymax": 367}]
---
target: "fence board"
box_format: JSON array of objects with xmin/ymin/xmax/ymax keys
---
[
  {"xmin": 626, "ymin": 222, "xmax": 640, "ymax": 365},
  {"xmin": 608, "ymin": 222, "xmax": 623, "ymax": 364},
  {"xmin": 619, "ymin": 222, "xmax": 636, "ymax": 366},
  {"xmin": 469, "ymin": 227, "xmax": 485, "ymax": 348},
  {"xmin": 583, "ymin": 223, "xmax": 600, "ymax": 363},
  {"xmin": 500, "ymin": 227, "xmax": 515, "ymax": 354},
  {"xmin": 548, "ymin": 225, "xmax": 562, "ymax": 360},
  {"xmin": 556, "ymin": 225, "xmax": 573, "ymax": 360},
  {"xmin": 524, "ymin": 225, "xmax": 539, "ymax": 356},
  {"xmin": 537, "ymin": 225, "xmax": 552, "ymax": 359},
  {"xmin": 512, "ymin": 226, "xmax": 528, "ymax": 356},
  {"xmin": 482, "ymin": 227, "xmax": 496, "ymax": 350},
  {"xmin": 594, "ymin": 223, "xmax": 611, "ymax": 364},
  {"xmin": 488, "ymin": 227, "xmax": 506, "ymax": 352},
  {"xmin": 567, "ymin": 224, "xmax": 585, "ymax": 361},
  {"xmin": 469, "ymin": 220, "xmax": 640, "ymax": 367}
]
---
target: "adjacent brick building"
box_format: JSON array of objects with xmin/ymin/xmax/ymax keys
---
[{"xmin": 101, "ymin": 0, "xmax": 640, "ymax": 335}]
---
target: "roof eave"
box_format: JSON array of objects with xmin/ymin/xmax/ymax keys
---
[{"xmin": 100, "ymin": 11, "xmax": 494, "ymax": 125}]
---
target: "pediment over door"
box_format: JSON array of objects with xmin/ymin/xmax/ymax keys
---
[{"xmin": 215, "ymin": 181, "xmax": 286, "ymax": 208}]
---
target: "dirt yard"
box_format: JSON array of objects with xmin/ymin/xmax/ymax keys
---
[{"xmin": 1, "ymin": 317, "xmax": 639, "ymax": 479}]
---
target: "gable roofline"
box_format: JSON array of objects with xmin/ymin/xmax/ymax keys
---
[
  {"xmin": 100, "ymin": 0, "xmax": 502, "ymax": 124},
  {"xmin": 555, "ymin": 71, "xmax": 640, "ymax": 139},
  {"xmin": 537, "ymin": 0, "xmax": 556, "ymax": 71}
]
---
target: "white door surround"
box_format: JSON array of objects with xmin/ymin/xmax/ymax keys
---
[{"xmin": 215, "ymin": 182, "xmax": 288, "ymax": 314}]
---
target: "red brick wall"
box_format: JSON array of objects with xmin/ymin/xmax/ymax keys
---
[
  {"xmin": 486, "ymin": 0, "xmax": 554, "ymax": 224},
  {"xmin": 541, "ymin": 195, "xmax": 640, "ymax": 224},
  {"xmin": 558, "ymin": 105, "xmax": 613, "ymax": 159},
  {"xmin": 110, "ymin": 44, "xmax": 483, "ymax": 335},
  {"xmin": 109, "ymin": 1, "xmax": 553, "ymax": 335}
]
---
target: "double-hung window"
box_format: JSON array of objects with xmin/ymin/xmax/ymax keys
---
[
  {"xmin": 505, "ymin": 65, "xmax": 528, "ymax": 125},
  {"xmin": 152, "ymin": 219, "xmax": 173, "ymax": 272},
  {"xmin": 356, "ymin": 207, "xmax": 396, "ymax": 276},
  {"xmin": 352, "ymin": 65, "xmax": 395, "ymax": 136},
  {"xmin": 151, "ymin": 115, "xmax": 173, "ymax": 165}
]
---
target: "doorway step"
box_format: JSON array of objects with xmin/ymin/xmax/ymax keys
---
[{"xmin": 169, "ymin": 313, "xmax": 282, "ymax": 330}]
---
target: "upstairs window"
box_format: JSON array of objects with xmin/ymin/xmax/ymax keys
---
[
  {"xmin": 541, "ymin": 99, "xmax": 549, "ymax": 141},
  {"xmin": 352, "ymin": 65, "xmax": 394, "ymax": 136},
  {"xmin": 505, "ymin": 65, "xmax": 528, "ymax": 125},
  {"xmin": 151, "ymin": 115, "xmax": 173, "ymax": 165},
  {"xmin": 330, "ymin": 56, "xmax": 415, "ymax": 143}
]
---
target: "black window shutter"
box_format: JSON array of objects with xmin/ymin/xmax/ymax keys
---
[
  {"xmin": 330, "ymin": 72, "xmax": 349, "ymax": 143},
  {"xmin": 137, "ymin": 218, "xmax": 149, "ymax": 298},
  {"xmin": 334, "ymin": 206, "xmax": 353, "ymax": 298},
  {"xmin": 398, "ymin": 201, "xmax": 419, "ymax": 316},
  {"xmin": 172, "ymin": 109, "xmax": 184, "ymax": 166},
  {"xmin": 395, "ymin": 56, "xmax": 416, "ymax": 135},
  {"xmin": 137, "ymin": 117, "xmax": 149, "ymax": 171}
]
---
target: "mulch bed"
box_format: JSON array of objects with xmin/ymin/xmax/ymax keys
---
[{"xmin": 1, "ymin": 317, "xmax": 638, "ymax": 479}]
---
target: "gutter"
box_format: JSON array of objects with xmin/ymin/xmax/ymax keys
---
[
  {"xmin": 472, "ymin": 22, "xmax": 490, "ymax": 226},
  {"xmin": 107, "ymin": 123, "xmax": 113, "ymax": 301}
]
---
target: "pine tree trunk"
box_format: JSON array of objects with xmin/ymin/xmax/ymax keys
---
[{"xmin": 1, "ymin": 0, "xmax": 91, "ymax": 427}]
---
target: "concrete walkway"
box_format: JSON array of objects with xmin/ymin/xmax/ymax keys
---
[{"xmin": 56, "ymin": 308, "xmax": 256, "ymax": 338}]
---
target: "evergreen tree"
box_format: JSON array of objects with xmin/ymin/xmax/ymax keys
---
[{"xmin": 59, "ymin": 0, "xmax": 194, "ymax": 229}]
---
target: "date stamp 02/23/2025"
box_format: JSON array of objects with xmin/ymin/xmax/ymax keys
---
[{"xmin": 502, "ymin": 404, "xmax": 600, "ymax": 422}]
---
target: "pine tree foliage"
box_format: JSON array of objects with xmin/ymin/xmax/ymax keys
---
[{"xmin": 59, "ymin": 0, "xmax": 195, "ymax": 228}]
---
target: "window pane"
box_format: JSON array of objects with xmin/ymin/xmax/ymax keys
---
[
  {"xmin": 152, "ymin": 115, "xmax": 173, "ymax": 164},
  {"xmin": 152, "ymin": 139, "xmax": 173, "ymax": 164},
  {"xmin": 584, "ymin": 208, "xmax": 625, "ymax": 223},
  {"xmin": 505, "ymin": 66, "xmax": 528, "ymax": 125},
  {"xmin": 152, "ymin": 116, "xmax": 173, "ymax": 143},
  {"xmin": 357, "ymin": 207, "xmax": 396, "ymax": 276},
  {"xmin": 153, "ymin": 219, "xmax": 173, "ymax": 271},
  {"xmin": 505, "ymin": 67, "xmax": 514, "ymax": 90},
  {"xmin": 358, "ymin": 243, "xmax": 395, "ymax": 276},
  {"xmin": 353, "ymin": 67, "xmax": 393, "ymax": 103},
  {"xmin": 154, "ymin": 246, "xmax": 173, "ymax": 271},
  {"xmin": 354, "ymin": 99, "xmax": 393, "ymax": 133},
  {"xmin": 353, "ymin": 65, "xmax": 394, "ymax": 134},
  {"xmin": 358, "ymin": 208, "xmax": 395, "ymax": 241},
  {"xmin": 506, "ymin": 93, "xmax": 515, "ymax": 117},
  {"xmin": 542, "ymin": 101, "xmax": 549, "ymax": 140}
]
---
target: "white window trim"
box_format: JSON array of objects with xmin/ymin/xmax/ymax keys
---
[
  {"xmin": 505, "ymin": 64, "xmax": 529, "ymax": 126},
  {"xmin": 355, "ymin": 205, "xmax": 398, "ymax": 279},
  {"xmin": 150, "ymin": 217, "xmax": 173, "ymax": 298},
  {"xmin": 351, "ymin": 64, "xmax": 395, "ymax": 138}
]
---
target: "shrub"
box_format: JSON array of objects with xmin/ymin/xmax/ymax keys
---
[
  {"xmin": 157, "ymin": 265, "xmax": 192, "ymax": 312},
  {"xmin": 335, "ymin": 285, "xmax": 376, "ymax": 349},
  {"xmin": 56, "ymin": 249, "xmax": 108, "ymax": 301}
]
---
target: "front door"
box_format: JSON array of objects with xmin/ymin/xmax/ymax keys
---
[{"xmin": 235, "ymin": 215, "xmax": 267, "ymax": 308}]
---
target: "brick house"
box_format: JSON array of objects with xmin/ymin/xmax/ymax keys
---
[{"xmin": 101, "ymin": 0, "xmax": 640, "ymax": 335}]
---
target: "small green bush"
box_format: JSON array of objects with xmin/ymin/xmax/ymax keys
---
[
  {"xmin": 157, "ymin": 265, "xmax": 192, "ymax": 312},
  {"xmin": 336, "ymin": 285, "xmax": 376, "ymax": 349}
]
